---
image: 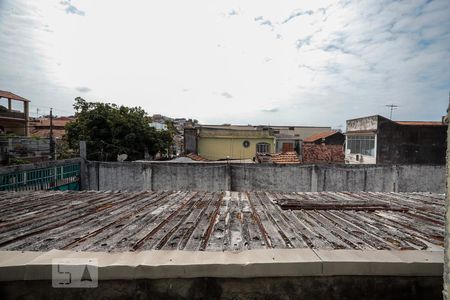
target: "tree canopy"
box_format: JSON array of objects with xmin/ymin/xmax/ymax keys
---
[{"xmin": 66, "ymin": 97, "xmax": 172, "ymax": 161}]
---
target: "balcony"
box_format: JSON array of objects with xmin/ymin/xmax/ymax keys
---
[{"xmin": 0, "ymin": 110, "xmax": 26, "ymax": 120}]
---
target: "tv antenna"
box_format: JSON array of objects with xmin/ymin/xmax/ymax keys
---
[{"xmin": 385, "ymin": 104, "xmax": 399, "ymax": 119}]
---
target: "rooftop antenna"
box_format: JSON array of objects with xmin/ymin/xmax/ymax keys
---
[{"xmin": 386, "ymin": 104, "xmax": 399, "ymax": 120}]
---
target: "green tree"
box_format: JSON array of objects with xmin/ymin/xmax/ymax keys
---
[{"xmin": 66, "ymin": 97, "xmax": 167, "ymax": 161}]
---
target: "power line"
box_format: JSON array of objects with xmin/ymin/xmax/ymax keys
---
[{"xmin": 28, "ymin": 104, "xmax": 74, "ymax": 116}]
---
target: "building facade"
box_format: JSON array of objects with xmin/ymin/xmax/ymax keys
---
[
  {"xmin": 269, "ymin": 125, "xmax": 331, "ymax": 154},
  {"xmin": 0, "ymin": 90, "xmax": 30, "ymax": 136},
  {"xmin": 345, "ymin": 115, "xmax": 447, "ymax": 164},
  {"xmin": 184, "ymin": 125, "xmax": 275, "ymax": 160},
  {"xmin": 274, "ymin": 134, "xmax": 301, "ymax": 153}
]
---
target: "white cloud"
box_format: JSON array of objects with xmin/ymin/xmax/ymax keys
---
[
  {"xmin": 76, "ymin": 86, "xmax": 91, "ymax": 93},
  {"xmin": 220, "ymin": 92, "xmax": 233, "ymax": 99},
  {"xmin": 0, "ymin": 0, "xmax": 448, "ymax": 126},
  {"xmin": 60, "ymin": 0, "xmax": 85, "ymax": 16}
]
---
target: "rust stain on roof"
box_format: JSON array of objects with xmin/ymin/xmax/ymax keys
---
[{"xmin": 0, "ymin": 191, "xmax": 443, "ymax": 252}]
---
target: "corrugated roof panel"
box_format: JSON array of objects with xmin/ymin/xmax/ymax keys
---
[{"xmin": 0, "ymin": 191, "xmax": 443, "ymax": 252}]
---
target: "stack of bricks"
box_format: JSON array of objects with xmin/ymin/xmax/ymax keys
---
[
  {"xmin": 302, "ymin": 144, "xmax": 344, "ymax": 164},
  {"xmin": 270, "ymin": 152, "xmax": 300, "ymax": 164}
]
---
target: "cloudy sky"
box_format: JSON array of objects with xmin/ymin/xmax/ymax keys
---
[{"xmin": 0, "ymin": 0, "xmax": 449, "ymax": 128}]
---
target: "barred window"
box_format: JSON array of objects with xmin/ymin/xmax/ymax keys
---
[
  {"xmin": 347, "ymin": 135, "xmax": 375, "ymax": 156},
  {"xmin": 256, "ymin": 142, "xmax": 270, "ymax": 154}
]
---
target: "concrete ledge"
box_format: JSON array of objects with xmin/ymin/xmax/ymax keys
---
[
  {"xmin": 316, "ymin": 250, "xmax": 443, "ymax": 276},
  {"xmin": 0, "ymin": 249, "xmax": 443, "ymax": 281}
]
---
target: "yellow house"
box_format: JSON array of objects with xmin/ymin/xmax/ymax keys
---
[{"xmin": 185, "ymin": 125, "xmax": 275, "ymax": 160}]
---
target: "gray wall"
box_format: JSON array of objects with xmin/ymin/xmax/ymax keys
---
[
  {"xmin": 83, "ymin": 161, "xmax": 445, "ymax": 193},
  {"xmin": 377, "ymin": 118, "xmax": 447, "ymax": 165}
]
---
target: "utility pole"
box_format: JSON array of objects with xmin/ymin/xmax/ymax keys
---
[
  {"xmin": 49, "ymin": 108, "xmax": 55, "ymax": 160},
  {"xmin": 386, "ymin": 104, "xmax": 399, "ymax": 119}
]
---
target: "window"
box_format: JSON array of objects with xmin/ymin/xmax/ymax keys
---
[
  {"xmin": 256, "ymin": 142, "xmax": 270, "ymax": 153},
  {"xmin": 346, "ymin": 135, "xmax": 375, "ymax": 156},
  {"xmin": 242, "ymin": 140, "xmax": 250, "ymax": 148}
]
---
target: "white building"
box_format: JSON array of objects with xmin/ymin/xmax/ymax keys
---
[{"xmin": 149, "ymin": 122, "xmax": 168, "ymax": 131}]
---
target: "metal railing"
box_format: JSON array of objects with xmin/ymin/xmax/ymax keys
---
[{"xmin": 0, "ymin": 162, "xmax": 80, "ymax": 191}]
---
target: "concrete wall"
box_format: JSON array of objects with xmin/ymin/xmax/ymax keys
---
[
  {"xmin": 377, "ymin": 119, "xmax": 447, "ymax": 165},
  {"xmin": 83, "ymin": 161, "xmax": 445, "ymax": 193},
  {"xmin": 230, "ymin": 164, "xmax": 312, "ymax": 192},
  {"xmin": 347, "ymin": 115, "xmax": 379, "ymax": 132},
  {"xmin": 0, "ymin": 137, "xmax": 51, "ymax": 164}
]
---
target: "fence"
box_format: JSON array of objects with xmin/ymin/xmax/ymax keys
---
[{"xmin": 0, "ymin": 158, "xmax": 81, "ymax": 191}]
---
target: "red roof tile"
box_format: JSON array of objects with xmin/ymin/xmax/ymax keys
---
[
  {"xmin": 303, "ymin": 130, "xmax": 339, "ymax": 143},
  {"xmin": 29, "ymin": 118, "xmax": 74, "ymax": 128},
  {"xmin": 271, "ymin": 152, "xmax": 300, "ymax": 164},
  {"xmin": 256, "ymin": 152, "xmax": 300, "ymax": 164}
]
